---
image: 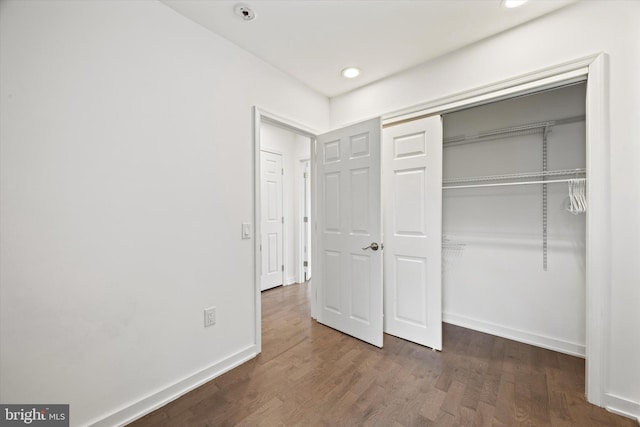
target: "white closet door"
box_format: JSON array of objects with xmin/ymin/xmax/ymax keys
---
[
  {"xmin": 316, "ymin": 118, "xmax": 383, "ymax": 347},
  {"xmin": 261, "ymin": 150, "xmax": 284, "ymax": 291},
  {"xmin": 383, "ymin": 115, "xmax": 443, "ymax": 350}
]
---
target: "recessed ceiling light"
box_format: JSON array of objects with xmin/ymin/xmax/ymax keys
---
[
  {"xmin": 502, "ymin": 0, "xmax": 528, "ymax": 8},
  {"xmin": 341, "ymin": 67, "xmax": 361, "ymax": 79}
]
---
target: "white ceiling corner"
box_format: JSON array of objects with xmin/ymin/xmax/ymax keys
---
[{"xmin": 160, "ymin": 0, "xmax": 578, "ymax": 98}]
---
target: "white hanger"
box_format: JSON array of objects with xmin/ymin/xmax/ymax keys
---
[{"xmin": 567, "ymin": 178, "xmax": 586, "ymax": 214}]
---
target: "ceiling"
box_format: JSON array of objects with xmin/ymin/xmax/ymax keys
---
[{"xmin": 161, "ymin": 0, "xmax": 577, "ymax": 98}]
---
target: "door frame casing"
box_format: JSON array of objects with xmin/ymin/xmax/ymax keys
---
[{"xmin": 252, "ymin": 52, "xmax": 608, "ymax": 406}]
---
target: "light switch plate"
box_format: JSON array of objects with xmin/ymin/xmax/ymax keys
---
[{"xmin": 242, "ymin": 223, "xmax": 251, "ymax": 239}]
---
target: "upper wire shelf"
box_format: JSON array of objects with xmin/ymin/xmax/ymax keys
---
[{"xmin": 443, "ymin": 115, "xmax": 585, "ymax": 147}]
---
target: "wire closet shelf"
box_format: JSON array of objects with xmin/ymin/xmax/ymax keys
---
[
  {"xmin": 442, "ymin": 114, "xmax": 586, "ymax": 190},
  {"xmin": 442, "ymin": 115, "xmax": 584, "ymax": 147}
]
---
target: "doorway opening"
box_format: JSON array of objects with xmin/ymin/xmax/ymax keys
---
[
  {"xmin": 380, "ymin": 54, "xmax": 608, "ymax": 407},
  {"xmin": 254, "ymin": 53, "xmax": 609, "ymax": 407},
  {"xmin": 253, "ymin": 108, "xmax": 317, "ymax": 351},
  {"xmin": 259, "ymin": 120, "xmax": 313, "ymax": 290},
  {"xmin": 440, "ymin": 82, "xmax": 587, "ymax": 358}
]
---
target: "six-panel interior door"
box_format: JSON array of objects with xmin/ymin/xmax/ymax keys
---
[
  {"xmin": 316, "ymin": 118, "xmax": 383, "ymax": 347},
  {"xmin": 382, "ymin": 115, "xmax": 443, "ymax": 350},
  {"xmin": 261, "ymin": 150, "xmax": 284, "ymax": 291}
]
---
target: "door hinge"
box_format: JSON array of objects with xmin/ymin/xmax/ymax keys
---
[
  {"xmin": 282, "ymin": 168, "xmax": 284, "ymax": 176},
  {"xmin": 282, "ymin": 216, "xmax": 284, "ymax": 224},
  {"xmin": 303, "ymin": 261, "xmax": 308, "ymax": 267},
  {"xmin": 303, "ymin": 216, "xmax": 308, "ymax": 223},
  {"xmin": 304, "ymin": 172, "xmax": 308, "ymax": 179},
  {"xmin": 281, "ymin": 265, "xmax": 284, "ymax": 272}
]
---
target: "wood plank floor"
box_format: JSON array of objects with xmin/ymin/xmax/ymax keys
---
[{"xmin": 130, "ymin": 282, "xmax": 636, "ymax": 427}]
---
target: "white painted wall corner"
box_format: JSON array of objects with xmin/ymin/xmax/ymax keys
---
[
  {"xmin": 604, "ymin": 393, "xmax": 640, "ymax": 423},
  {"xmin": 88, "ymin": 346, "xmax": 257, "ymax": 427},
  {"xmin": 443, "ymin": 312, "xmax": 585, "ymax": 358}
]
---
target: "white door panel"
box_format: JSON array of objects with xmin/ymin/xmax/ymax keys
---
[
  {"xmin": 261, "ymin": 151, "xmax": 283, "ymax": 291},
  {"xmin": 383, "ymin": 116, "xmax": 443, "ymax": 350},
  {"xmin": 316, "ymin": 118, "xmax": 383, "ymax": 347}
]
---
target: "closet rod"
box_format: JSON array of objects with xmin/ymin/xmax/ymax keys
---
[
  {"xmin": 443, "ymin": 168, "xmax": 585, "ymax": 185},
  {"xmin": 443, "ymin": 115, "xmax": 585, "ymax": 147},
  {"xmin": 443, "ymin": 178, "xmax": 584, "ymax": 190}
]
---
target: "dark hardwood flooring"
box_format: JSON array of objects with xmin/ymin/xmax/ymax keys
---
[{"xmin": 130, "ymin": 282, "xmax": 636, "ymax": 426}]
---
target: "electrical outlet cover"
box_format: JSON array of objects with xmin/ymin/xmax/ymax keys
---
[{"xmin": 204, "ymin": 307, "xmax": 216, "ymax": 327}]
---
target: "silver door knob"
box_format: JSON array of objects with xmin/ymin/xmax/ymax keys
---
[{"xmin": 362, "ymin": 242, "xmax": 379, "ymax": 251}]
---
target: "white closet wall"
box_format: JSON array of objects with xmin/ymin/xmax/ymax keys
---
[{"xmin": 442, "ymin": 84, "xmax": 587, "ymax": 356}]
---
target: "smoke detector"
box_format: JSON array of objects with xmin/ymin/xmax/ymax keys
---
[{"xmin": 235, "ymin": 4, "xmax": 256, "ymax": 21}]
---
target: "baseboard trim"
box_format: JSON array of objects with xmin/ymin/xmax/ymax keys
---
[
  {"xmin": 604, "ymin": 393, "xmax": 640, "ymax": 422},
  {"xmin": 88, "ymin": 345, "xmax": 257, "ymax": 427},
  {"xmin": 443, "ymin": 312, "xmax": 585, "ymax": 358}
]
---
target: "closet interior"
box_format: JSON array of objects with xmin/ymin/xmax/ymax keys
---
[{"xmin": 441, "ymin": 83, "xmax": 587, "ymax": 357}]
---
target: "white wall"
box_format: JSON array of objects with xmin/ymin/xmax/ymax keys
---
[
  {"xmin": 260, "ymin": 123, "xmax": 311, "ymax": 285},
  {"xmin": 331, "ymin": 0, "xmax": 640, "ymax": 418},
  {"xmin": 442, "ymin": 84, "xmax": 586, "ymax": 356},
  {"xmin": 0, "ymin": 1, "xmax": 329, "ymax": 426}
]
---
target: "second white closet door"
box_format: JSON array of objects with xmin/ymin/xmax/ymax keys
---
[
  {"xmin": 261, "ymin": 150, "xmax": 284, "ymax": 291},
  {"xmin": 383, "ymin": 115, "xmax": 443, "ymax": 350}
]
